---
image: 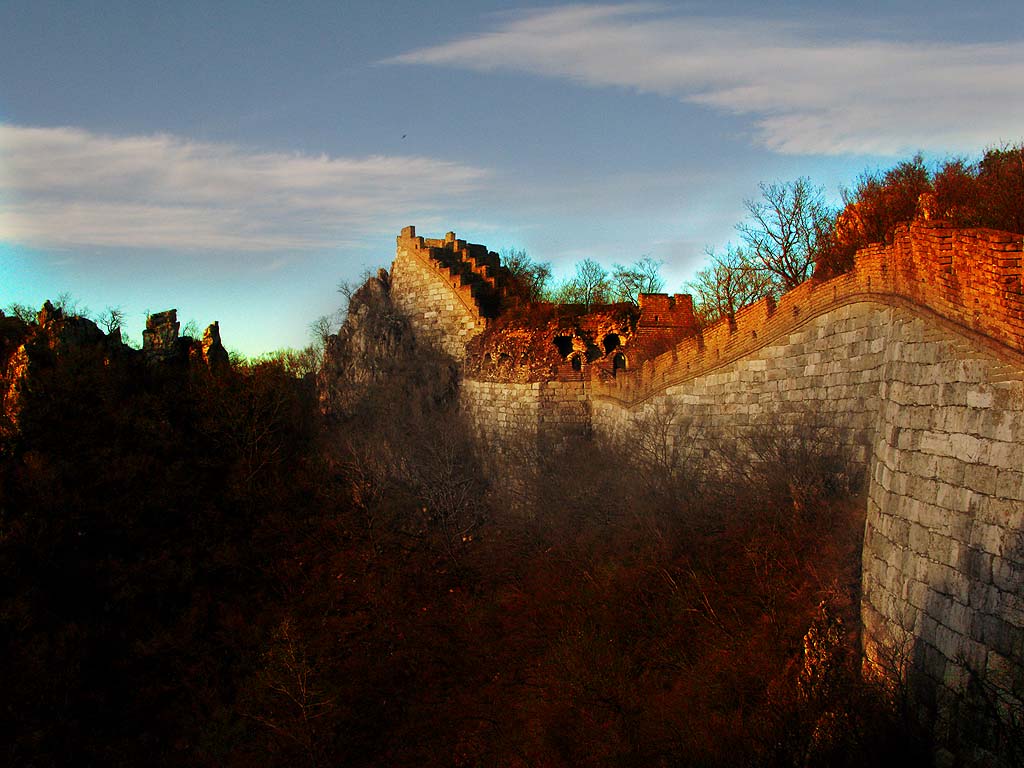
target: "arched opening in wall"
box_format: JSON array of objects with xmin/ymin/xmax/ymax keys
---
[
  {"xmin": 613, "ymin": 352, "xmax": 627, "ymax": 376},
  {"xmin": 571, "ymin": 355, "xmax": 582, "ymax": 372},
  {"xmin": 553, "ymin": 335, "xmax": 574, "ymax": 358},
  {"xmin": 603, "ymin": 333, "xmax": 621, "ymax": 354},
  {"xmin": 498, "ymin": 353, "xmax": 511, "ymax": 365},
  {"xmin": 484, "ymin": 353, "xmax": 493, "ymax": 365}
]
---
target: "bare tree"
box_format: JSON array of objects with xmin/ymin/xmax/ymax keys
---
[
  {"xmin": 687, "ymin": 245, "xmax": 774, "ymax": 326},
  {"xmin": 554, "ymin": 258, "xmax": 610, "ymax": 308},
  {"xmin": 308, "ymin": 314, "xmax": 336, "ymax": 354},
  {"xmin": 628, "ymin": 401, "xmax": 703, "ymax": 505},
  {"xmin": 54, "ymin": 291, "xmax": 89, "ymax": 318},
  {"xmin": 258, "ymin": 347, "xmax": 321, "ymax": 379},
  {"xmin": 408, "ymin": 419, "xmax": 485, "ymax": 564},
  {"xmin": 737, "ymin": 178, "xmax": 834, "ymax": 291},
  {"xmin": 96, "ymin": 306, "xmax": 125, "ymax": 335},
  {"xmin": 336, "ymin": 268, "xmax": 378, "ymax": 316},
  {"xmin": 251, "ymin": 617, "xmax": 335, "ymax": 768},
  {"xmin": 611, "ymin": 256, "xmax": 665, "ymax": 306},
  {"xmin": 181, "ymin": 318, "xmax": 200, "ymax": 339},
  {"xmin": 501, "ymin": 247, "xmax": 552, "ymax": 303},
  {"xmin": 4, "ymin": 302, "xmax": 36, "ymax": 323}
]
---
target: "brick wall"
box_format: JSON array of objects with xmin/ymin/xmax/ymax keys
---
[
  {"xmin": 390, "ymin": 226, "xmax": 490, "ymax": 360},
  {"xmin": 589, "ymin": 222, "xmax": 1023, "ymax": 407},
  {"xmin": 862, "ymin": 311, "xmax": 1024, "ymax": 766},
  {"xmin": 391, "ymin": 222, "xmax": 1024, "ymax": 764}
]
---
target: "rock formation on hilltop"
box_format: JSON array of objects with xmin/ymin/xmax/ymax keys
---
[
  {"xmin": 318, "ymin": 268, "xmax": 457, "ymax": 417},
  {"xmin": 0, "ymin": 302, "xmax": 229, "ymax": 439},
  {"xmin": 142, "ymin": 309, "xmax": 229, "ymax": 371},
  {"xmin": 1, "ymin": 302, "xmax": 128, "ymax": 436}
]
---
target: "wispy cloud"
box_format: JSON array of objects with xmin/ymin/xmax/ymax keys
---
[
  {"xmin": 0, "ymin": 124, "xmax": 488, "ymax": 250},
  {"xmin": 389, "ymin": 4, "xmax": 1024, "ymax": 156}
]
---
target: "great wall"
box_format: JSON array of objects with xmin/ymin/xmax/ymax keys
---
[{"xmin": 388, "ymin": 222, "xmax": 1024, "ymax": 764}]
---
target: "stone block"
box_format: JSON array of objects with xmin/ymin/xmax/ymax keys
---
[
  {"xmin": 1001, "ymin": 593, "xmax": 1024, "ymax": 629},
  {"xmin": 996, "ymin": 469, "xmax": 1024, "ymax": 500},
  {"xmin": 968, "ymin": 579, "xmax": 999, "ymax": 613},
  {"xmin": 971, "ymin": 523, "xmax": 1006, "ymax": 556},
  {"xmin": 990, "ymin": 411, "xmax": 1019, "ymax": 442},
  {"xmin": 950, "ymin": 433, "xmax": 986, "ymax": 463},
  {"xmin": 967, "ymin": 389, "xmax": 995, "ymax": 408},
  {"xmin": 964, "ymin": 463, "xmax": 999, "ymax": 496},
  {"xmin": 943, "ymin": 599, "xmax": 974, "ymax": 636},
  {"xmin": 909, "ymin": 522, "xmax": 931, "ymax": 554},
  {"xmin": 920, "ymin": 430, "xmax": 953, "ymax": 456},
  {"xmin": 933, "ymin": 621, "xmax": 962, "ymax": 660},
  {"xmin": 986, "ymin": 651, "xmax": 1021, "ymax": 694},
  {"xmin": 986, "ymin": 440, "xmax": 1022, "ymax": 470}
]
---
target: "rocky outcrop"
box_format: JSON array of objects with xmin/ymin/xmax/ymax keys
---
[
  {"xmin": 318, "ymin": 268, "xmax": 456, "ymax": 416},
  {"xmin": 199, "ymin": 321, "xmax": 230, "ymax": 371},
  {"xmin": 142, "ymin": 309, "xmax": 228, "ymax": 370},
  {"xmin": 142, "ymin": 309, "xmax": 181, "ymax": 361},
  {"xmin": 1, "ymin": 302, "xmax": 230, "ymax": 438},
  {"xmin": 2, "ymin": 302, "xmax": 126, "ymax": 432}
]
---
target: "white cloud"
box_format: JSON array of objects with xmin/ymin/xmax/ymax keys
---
[
  {"xmin": 0, "ymin": 124, "xmax": 488, "ymax": 250},
  {"xmin": 389, "ymin": 5, "xmax": 1024, "ymax": 156}
]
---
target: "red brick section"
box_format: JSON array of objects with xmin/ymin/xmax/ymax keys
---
[
  {"xmin": 592, "ymin": 221, "xmax": 1024, "ymax": 406},
  {"xmin": 630, "ymin": 293, "xmax": 700, "ymax": 365}
]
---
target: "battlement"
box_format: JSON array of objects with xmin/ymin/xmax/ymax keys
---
[
  {"xmin": 391, "ymin": 221, "xmax": 1023, "ymax": 388},
  {"xmin": 396, "ymin": 226, "xmax": 515, "ymax": 320},
  {"xmin": 591, "ymin": 220, "xmax": 1023, "ymax": 405},
  {"xmin": 391, "ymin": 226, "xmax": 523, "ymax": 360},
  {"xmin": 637, "ymin": 293, "xmax": 697, "ymax": 327}
]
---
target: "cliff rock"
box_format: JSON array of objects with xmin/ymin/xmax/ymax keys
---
[{"xmin": 318, "ymin": 268, "xmax": 456, "ymax": 415}]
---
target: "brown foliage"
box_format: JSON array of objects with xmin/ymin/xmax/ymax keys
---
[{"xmin": 819, "ymin": 143, "xmax": 1024, "ymax": 279}]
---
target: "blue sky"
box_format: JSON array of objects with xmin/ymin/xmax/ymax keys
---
[{"xmin": 2, "ymin": 1, "xmax": 1023, "ymax": 354}]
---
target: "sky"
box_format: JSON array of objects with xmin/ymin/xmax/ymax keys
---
[{"xmin": 2, "ymin": 1, "xmax": 1023, "ymax": 354}]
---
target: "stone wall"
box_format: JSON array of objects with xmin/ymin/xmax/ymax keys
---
[
  {"xmin": 390, "ymin": 226, "xmax": 508, "ymax": 361},
  {"xmin": 863, "ymin": 311, "xmax": 1024, "ymax": 765},
  {"xmin": 460, "ymin": 378, "xmax": 590, "ymax": 507},
  {"xmin": 460, "ymin": 378, "xmax": 589, "ymax": 457},
  {"xmin": 392, "ymin": 222, "xmax": 1024, "ymax": 764},
  {"xmin": 589, "ymin": 300, "xmax": 890, "ymax": 470}
]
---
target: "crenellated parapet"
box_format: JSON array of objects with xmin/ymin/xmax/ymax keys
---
[
  {"xmin": 390, "ymin": 225, "xmax": 521, "ymax": 360},
  {"xmin": 398, "ymin": 226, "xmax": 517, "ymax": 313},
  {"xmin": 393, "ymin": 221, "xmax": 1023, "ymax": 399},
  {"xmin": 591, "ymin": 221, "xmax": 1023, "ymax": 406}
]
